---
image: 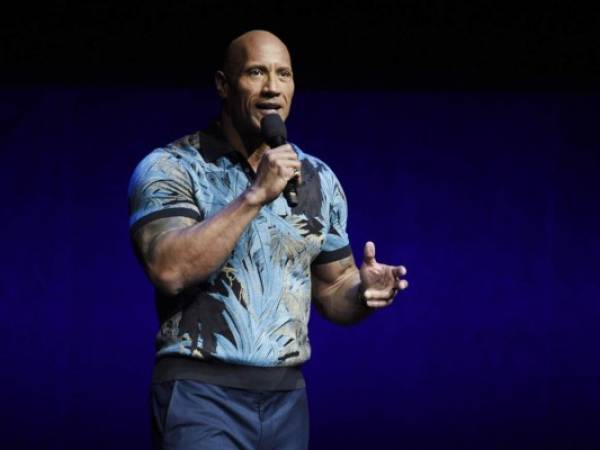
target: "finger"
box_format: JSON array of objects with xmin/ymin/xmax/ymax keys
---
[
  {"xmin": 280, "ymin": 143, "xmax": 296, "ymax": 154},
  {"xmin": 275, "ymin": 153, "xmax": 299, "ymax": 162},
  {"xmin": 277, "ymin": 159, "xmax": 301, "ymax": 170},
  {"xmin": 285, "ymin": 168, "xmax": 300, "ymax": 182},
  {"xmin": 274, "ymin": 159, "xmax": 300, "ymax": 173},
  {"xmin": 267, "ymin": 157, "xmax": 299, "ymax": 173},
  {"xmin": 264, "ymin": 149, "xmax": 298, "ymax": 167},
  {"xmin": 395, "ymin": 279, "xmax": 408, "ymax": 290},
  {"xmin": 292, "ymin": 168, "xmax": 302, "ymax": 185},
  {"xmin": 393, "ymin": 265, "xmax": 407, "ymax": 277},
  {"xmin": 363, "ymin": 287, "xmax": 396, "ymax": 301},
  {"xmin": 366, "ymin": 298, "xmax": 394, "ymax": 308},
  {"xmin": 363, "ymin": 241, "xmax": 376, "ymax": 265},
  {"xmin": 394, "ymin": 278, "xmax": 408, "ymax": 291},
  {"xmin": 282, "ymin": 163, "xmax": 302, "ymax": 180},
  {"xmin": 268, "ymin": 145, "xmax": 298, "ymax": 158}
]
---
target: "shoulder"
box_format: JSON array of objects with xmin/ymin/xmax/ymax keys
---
[{"xmin": 129, "ymin": 132, "xmax": 206, "ymax": 184}]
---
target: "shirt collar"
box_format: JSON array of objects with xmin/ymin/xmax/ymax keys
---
[{"xmin": 198, "ymin": 121, "xmax": 239, "ymax": 163}]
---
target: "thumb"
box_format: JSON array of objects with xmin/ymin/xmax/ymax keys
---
[{"xmin": 363, "ymin": 241, "xmax": 376, "ymax": 265}]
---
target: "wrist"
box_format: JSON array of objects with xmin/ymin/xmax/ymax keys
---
[{"xmin": 242, "ymin": 187, "xmax": 266, "ymax": 208}]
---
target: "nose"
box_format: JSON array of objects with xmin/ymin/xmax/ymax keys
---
[{"xmin": 262, "ymin": 73, "xmax": 280, "ymax": 97}]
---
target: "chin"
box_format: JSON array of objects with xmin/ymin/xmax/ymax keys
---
[{"xmin": 240, "ymin": 119, "xmax": 261, "ymax": 137}]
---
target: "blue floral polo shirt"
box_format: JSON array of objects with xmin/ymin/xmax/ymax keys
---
[{"xmin": 128, "ymin": 123, "xmax": 351, "ymax": 385}]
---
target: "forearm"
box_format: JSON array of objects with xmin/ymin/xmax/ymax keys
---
[
  {"xmin": 147, "ymin": 188, "xmax": 262, "ymax": 295},
  {"xmin": 313, "ymin": 267, "xmax": 373, "ymax": 325}
]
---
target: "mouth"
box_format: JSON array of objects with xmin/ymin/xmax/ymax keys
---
[{"xmin": 255, "ymin": 102, "xmax": 282, "ymax": 114}]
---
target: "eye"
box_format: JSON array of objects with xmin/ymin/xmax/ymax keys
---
[
  {"xmin": 279, "ymin": 70, "xmax": 293, "ymax": 79},
  {"xmin": 248, "ymin": 67, "xmax": 264, "ymax": 77}
]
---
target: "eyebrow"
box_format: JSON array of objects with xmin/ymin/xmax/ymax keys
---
[
  {"xmin": 244, "ymin": 63, "xmax": 293, "ymax": 72},
  {"xmin": 244, "ymin": 64, "xmax": 268, "ymax": 71}
]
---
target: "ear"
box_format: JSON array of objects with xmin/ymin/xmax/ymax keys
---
[{"xmin": 215, "ymin": 70, "xmax": 229, "ymax": 99}]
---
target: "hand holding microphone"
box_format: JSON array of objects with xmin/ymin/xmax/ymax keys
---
[{"xmin": 249, "ymin": 114, "xmax": 300, "ymax": 208}]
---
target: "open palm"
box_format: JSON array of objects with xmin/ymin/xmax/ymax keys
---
[{"xmin": 359, "ymin": 241, "xmax": 408, "ymax": 308}]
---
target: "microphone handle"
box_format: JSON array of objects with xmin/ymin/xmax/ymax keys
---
[{"xmin": 267, "ymin": 137, "xmax": 299, "ymax": 208}]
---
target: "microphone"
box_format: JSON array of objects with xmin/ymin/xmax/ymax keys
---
[{"xmin": 260, "ymin": 114, "xmax": 299, "ymax": 208}]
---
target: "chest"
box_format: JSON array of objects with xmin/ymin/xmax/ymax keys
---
[{"xmin": 192, "ymin": 159, "xmax": 330, "ymax": 263}]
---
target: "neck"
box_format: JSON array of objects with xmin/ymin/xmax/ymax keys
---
[{"xmin": 219, "ymin": 111, "xmax": 268, "ymax": 169}]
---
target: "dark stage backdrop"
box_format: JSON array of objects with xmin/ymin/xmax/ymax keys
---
[{"xmin": 1, "ymin": 87, "xmax": 599, "ymax": 450}]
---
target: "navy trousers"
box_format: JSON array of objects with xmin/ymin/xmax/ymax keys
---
[{"xmin": 151, "ymin": 380, "xmax": 309, "ymax": 450}]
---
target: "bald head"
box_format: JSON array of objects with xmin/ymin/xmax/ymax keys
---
[
  {"xmin": 223, "ymin": 30, "xmax": 291, "ymax": 78},
  {"xmin": 215, "ymin": 29, "xmax": 295, "ymax": 139}
]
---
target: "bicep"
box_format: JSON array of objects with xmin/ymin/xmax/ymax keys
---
[{"xmin": 132, "ymin": 216, "xmax": 197, "ymax": 266}]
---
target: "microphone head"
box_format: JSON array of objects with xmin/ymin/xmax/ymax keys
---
[{"xmin": 260, "ymin": 113, "xmax": 287, "ymax": 147}]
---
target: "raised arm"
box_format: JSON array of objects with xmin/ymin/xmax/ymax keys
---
[{"xmin": 130, "ymin": 144, "xmax": 301, "ymax": 296}]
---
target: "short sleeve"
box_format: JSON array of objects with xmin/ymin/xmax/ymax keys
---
[
  {"xmin": 312, "ymin": 169, "xmax": 352, "ymax": 265},
  {"xmin": 128, "ymin": 149, "xmax": 203, "ymax": 235}
]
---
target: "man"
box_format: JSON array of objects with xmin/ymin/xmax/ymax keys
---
[{"xmin": 128, "ymin": 30, "xmax": 408, "ymax": 450}]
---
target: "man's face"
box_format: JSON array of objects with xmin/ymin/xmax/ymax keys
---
[{"xmin": 223, "ymin": 37, "xmax": 294, "ymax": 136}]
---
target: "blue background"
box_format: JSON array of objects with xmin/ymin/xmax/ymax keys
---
[{"xmin": 1, "ymin": 87, "xmax": 599, "ymax": 449}]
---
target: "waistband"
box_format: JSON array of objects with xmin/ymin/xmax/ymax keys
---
[{"xmin": 152, "ymin": 356, "xmax": 305, "ymax": 391}]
